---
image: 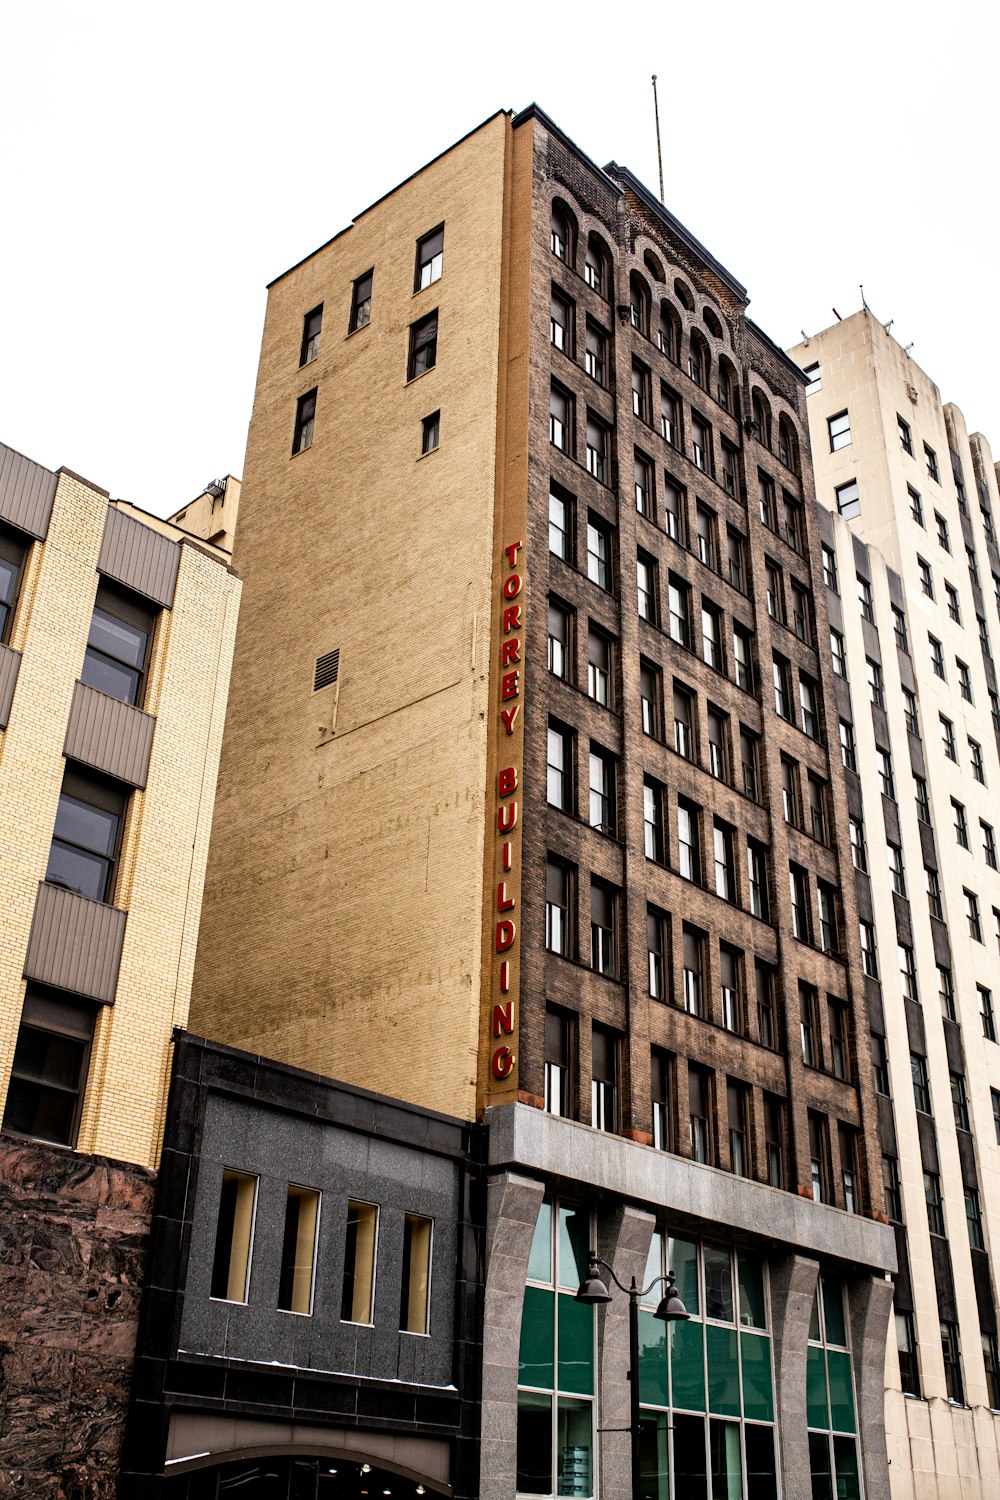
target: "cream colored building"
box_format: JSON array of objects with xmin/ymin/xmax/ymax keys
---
[
  {"xmin": 168, "ymin": 474, "xmax": 241, "ymax": 554},
  {"xmin": 0, "ymin": 442, "xmax": 240, "ymax": 1168},
  {"xmin": 790, "ymin": 311, "xmax": 1000, "ymax": 1498}
]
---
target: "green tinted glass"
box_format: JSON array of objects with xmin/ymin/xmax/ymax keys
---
[
  {"xmin": 559, "ymin": 1205, "xmax": 590, "ymax": 1289},
  {"xmin": 808, "ymin": 1288, "xmax": 821, "ymax": 1343},
  {"xmin": 556, "ymin": 1397, "xmax": 593, "ymax": 1497},
  {"xmin": 519, "ymin": 1285, "xmax": 554, "ymax": 1387},
  {"xmin": 737, "ymin": 1252, "xmax": 766, "ymax": 1328},
  {"xmin": 740, "ymin": 1332, "xmax": 774, "ymax": 1422},
  {"xmin": 806, "ymin": 1343, "xmax": 829, "ymax": 1429},
  {"xmin": 558, "ymin": 1292, "xmax": 594, "ymax": 1395},
  {"xmin": 528, "ymin": 1202, "xmax": 553, "ymax": 1283},
  {"xmin": 827, "ymin": 1349, "xmax": 856, "ymax": 1433},
  {"xmin": 709, "ymin": 1419, "xmax": 743, "ymax": 1499},
  {"xmin": 706, "ymin": 1324, "xmax": 740, "ymax": 1416},
  {"xmin": 809, "ymin": 1432, "xmax": 833, "ymax": 1500},
  {"xmin": 669, "ymin": 1236, "xmax": 700, "ymax": 1316},
  {"xmin": 703, "ymin": 1242, "xmax": 734, "ymax": 1322},
  {"xmin": 638, "ymin": 1310, "xmax": 669, "ymax": 1406},
  {"xmin": 822, "ymin": 1275, "xmax": 847, "ymax": 1346},
  {"xmin": 833, "ymin": 1435, "xmax": 861, "ymax": 1500},
  {"xmin": 670, "ymin": 1317, "xmax": 706, "ymax": 1412},
  {"xmin": 638, "ymin": 1410, "xmax": 670, "ymax": 1500}
]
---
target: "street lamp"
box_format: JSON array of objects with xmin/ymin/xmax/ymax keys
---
[{"xmin": 575, "ymin": 1253, "xmax": 689, "ymax": 1500}]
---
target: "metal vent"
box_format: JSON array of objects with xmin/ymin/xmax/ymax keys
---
[{"xmin": 314, "ymin": 648, "xmax": 340, "ymax": 692}]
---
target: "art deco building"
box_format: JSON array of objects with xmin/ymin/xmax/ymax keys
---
[
  {"xmin": 0, "ymin": 442, "xmax": 240, "ymax": 1495},
  {"xmin": 190, "ymin": 110, "xmax": 896, "ymax": 1500},
  {"xmin": 789, "ymin": 310, "xmax": 1000, "ymax": 1499}
]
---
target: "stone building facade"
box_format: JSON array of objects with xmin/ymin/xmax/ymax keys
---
[
  {"xmin": 790, "ymin": 310, "xmax": 1000, "ymax": 1499},
  {"xmin": 189, "ymin": 109, "xmax": 897, "ymax": 1499}
]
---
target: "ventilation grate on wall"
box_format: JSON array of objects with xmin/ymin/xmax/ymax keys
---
[{"xmin": 314, "ymin": 648, "xmax": 340, "ymax": 692}]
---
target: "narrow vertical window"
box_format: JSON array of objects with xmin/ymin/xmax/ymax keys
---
[
  {"xmin": 415, "ymin": 225, "xmax": 444, "ymax": 290},
  {"xmin": 210, "ymin": 1169, "xmax": 258, "ymax": 1303},
  {"xmin": 300, "ymin": 304, "xmax": 323, "ymax": 365},
  {"xmin": 421, "ymin": 411, "xmax": 440, "ymax": 455},
  {"xmin": 400, "ymin": 1213, "xmax": 433, "ymax": 1333},
  {"xmin": 277, "ymin": 1185, "xmax": 320, "ymax": 1315},
  {"xmin": 292, "ymin": 389, "xmax": 317, "ymax": 455},
  {"xmin": 349, "ymin": 270, "xmax": 373, "ymax": 332},
  {"xmin": 341, "ymin": 1199, "xmax": 379, "ymax": 1323},
  {"xmin": 408, "ymin": 311, "xmax": 438, "ymax": 379}
]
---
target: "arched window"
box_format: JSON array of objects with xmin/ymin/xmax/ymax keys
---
[
  {"xmin": 551, "ymin": 200, "xmax": 576, "ymax": 267},
  {"xmin": 778, "ymin": 416, "xmax": 799, "ymax": 474},
  {"xmin": 688, "ymin": 330, "xmax": 710, "ymax": 391},
  {"xmin": 630, "ymin": 272, "xmax": 651, "ymax": 337},
  {"xmin": 585, "ymin": 233, "xmax": 612, "ymax": 298},
  {"xmin": 643, "ymin": 249, "xmax": 665, "ymax": 283},
  {"xmin": 674, "ymin": 278, "xmax": 694, "ymax": 312},
  {"xmin": 703, "ymin": 306, "xmax": 724, "ymax": 341},
  {"xmin": 658, "ymin": 301, "xmax": 681, "ymax": 363},
  {"xmin": 717, "ymin": 356, "xmax": 738, "ymax": 416},
  {"xmin": 751, "ymin": 392, "xmax": 771, "ymax": 449}
]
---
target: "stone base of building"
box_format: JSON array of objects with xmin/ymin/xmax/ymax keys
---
[{"xmin": 0, "ymin": 1135, "xmax": 154, "ymax": 1498}]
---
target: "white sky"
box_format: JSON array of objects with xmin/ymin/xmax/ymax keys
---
[{"xmin": 2, "ymin": 0, "xmax": 997, "ymax": 518}]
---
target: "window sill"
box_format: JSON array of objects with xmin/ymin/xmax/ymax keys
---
[{"xmin": 406, "ymin": 366, "xmax": 436, "ymax": 385}]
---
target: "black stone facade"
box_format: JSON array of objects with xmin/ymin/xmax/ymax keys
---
[{"xmin": 119, "ymin": 1033, "xmax": 486, "ymax": 1498}]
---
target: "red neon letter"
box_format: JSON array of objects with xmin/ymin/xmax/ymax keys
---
[
  {"xmin": 502, "ymin": 604, "xmax": 522, "ymax": 633},
  {"xmin": 491, "ymin": 1046, "xmax": 514, "ymax": 1080},
  {"xmin": 502, "ymin": 574, "xmax": 522, "ymax": 600},
  {"xmin": 501, "ymin": 670, "xmax": 520, "ymax": 700},
  {"xmin": 501, "ymin": 638, "xmax": 521, "ymax": 668},
  {"xmin": 497, "ymin": 881, "xmax": 515, "ymax": 911},
  {"xmin": 492, "ymin": 1001, "xmax": 514, "ymax": 1036},
  {"xmin": 504, "ymin": 541, "xmax": 523, "ymax": 567},
  {"xmin": 501, "ymin": 704, "xmax": 520, "ymax": 735},
  {"xmin": 497, "ymin": 801, "xmax": 518, "ymax": 832},
  {"xmin": 498, "ymin": 766, "xmax": 518, "ymax": 795},
  {"xmin": 495, "ymin": 919, "xmax": 516, "ymax": 951},
  {"xmin": 500, "ymin": 959, "xmax": 510, "ymax": 992}
]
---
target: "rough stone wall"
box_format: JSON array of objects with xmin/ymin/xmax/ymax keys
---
[{"xmin": 0, "ymin": 1137, "xmax": 152, "ymax": 1499}]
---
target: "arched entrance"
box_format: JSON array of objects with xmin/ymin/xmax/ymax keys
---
[{"xmin": 164, "ymin": 1454, "xmax": 449, "ymax": 1499}]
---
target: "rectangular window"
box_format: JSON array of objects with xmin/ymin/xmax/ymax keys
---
[
  {"xmin": 789, "ymin": 864, "xmax": 810, "ymax": 942},
  {"xmin": 979, "ymin": 984, "xmax": 996, "ymax": 1041},
  {"xmin": 549, "ymin": 383, "xmax": 572, "ymax": 453},
  {"xmin": 941, "ymin": 715, "xmax": 957, "ymax": 760},
  {"xmin": 764, "ymin": 1094, "xmax": 785, "ymax": 1187},
  {"xmin": 883, "ymin": 1158, "xmax": 903, "ymax": 1224},
  {"xmin": 912, "ymin": 1055, "xmax": 931, "ymax": 1115},
  {"xmin": 300, "ymin": 304, "xmax": 323, "ymax": 365},
  {"xmin": 902, "ymin": 688, "xmax": 919, "ymax": 735},
  {"xmin": 639, "ymin": 660, "xmax": 662, "ymax": 738},
  {"xmin": 548, "ymin": 484, "xmax": 572, "ymax": 559},
  {"xmin": 586, "ymin": 414, "xmax": 610, "ymax": 482},
  {"xmin": 983, "ymin": 820, "xmax": 998, "ymax": 870},
  {"xmin": 292, "ymin": 388, "xmax": 317, "ymax": 454},
  {"xmin": 828, "ymin": 410, "xmax": 851, "ymax": 450},
  {"xmin": 941, "ymin": 1323, "xmax": 964, "ymax": 1403},
  {"xmin": 408, "ymin": 311, "xmax": 438, "ymax": 379},
  {"xmin": 545, "ymin": 858, "xmax": 572, "ymax": 956},
  {"xmin": 872, "ymin": 1035, "xmax": 890, "ymax": 1095},
  {"xmin": 584, "ymin": 320, "xmax": 607, "ymax": 385},
  {"xmin": 992, "ymin": 1089, "xmax": 1000, "ymax": 1145},
  {"xmin": 747, "ymin": 839, "xmax": 769, "ymax": 920},
  {"xmin": 668, "ymin": 575, "xmax": 690, "ymax": 647},
  {"xmin": 898, "ymin": 943, "xmax": 918, "ymax": 1002},
  {"xmin": 951, "ymin": 1072, "xmax": 970, "ymax": 1132},
  {"xmin": 665, "ymin": 478, "xmax": 685, "ymax": 543},
  {"xmin": 970, "ymin": 738, "xmax": 986, "ymax": 784},
  {"xmin": 0, "ymin": 529, "xmax": 27, "ymax": 645},
  {"xmin": 840, "ymin": 1124, "xmax": 858, "ymax": 1212},
  {"xmin": 652, "ymin": 1050, "xmax": 672, "ymax": 1150},
  {"xmin": 673, "ymin": 684, "xmax": 694, "ymax": 759},
  {"xmin": 586, "ymin": 518, "xmax": 610, "ymax": 589},
  {"xmin": 808, "ymin": 1112, "xmax": 830, "ymax": 1204},
  {"xmin": 415, "ymin": 225, "xmax": 444, "ymax": 290},
  {"xmin": 587, "ymin": 627, "xmax": 612, "ymax": 707},
  {"xmin": 727, "ymin": 528, "xmax": 746, "ymax": 591},
  {"xmin": 954, "ymin": 801, "xmax": 969, "ymax": 849},
  {"xmin": 707, "ymin": 707, "xmax": 728, "ymax": 781},
  {"xmin": 800, "ymin": 983, "xmax": 818, "ymax": 1067},
  {"xmin": 800, "ymin": 675, "xmax": 818, "ymax": 738},
  {"xmin": 958, "ymin": 659, "xmax": 973, "ymax": 702},
  {"xmin": 733, "ymin": 627, "xmax": 752, "ymax": 691},
  {"xmin": 893, "ymin": 605, "xmax": 909, "ymax": 652},
  {"xmin": 2, "ymin": 989, "xmax": 95, "ymax": 1150},
  {"xmin": 929, "ymin": 633, "xmax": 945, "ymax": 677},
  {"xmin": 859, "ymin": 920, "xmax": 878, "ymax": 978},
  {"xmin": 637, "ymin": 553, "xmax": 657, "ymax": 622},
  {"xmin": 631, "ymin": 359, "xmax": 651, "ymax": 422},
  {"xmin": 839, "ymin": 719, "xmax": 857, "ymax": 772},
  {"xmin": 400, "ymin": 1213, "xmax": 433, "ymax": 1333},
  {"xmin": 877, "ymin": 747, "xmax": 895, "ymax": 800},
  {"xmin": 421, "ymin": 410, "xmax": 440, "ymax": 454},
  {"xmin": 701, "ymin": 603, "xmax": 722, "ymax": 669},
  {"xmin": 277, "ymin": 1184, "xmax": 320, "ymax": 1315},
  {"xmin": 660, "ymin": 385, "xmax": 679, "ymax": 445},
  {"xmin": 547, "ymin": 599, "xmax": 572, "ymax": 680},
  {"xmin": 544, "ymin": 1008, "xmax": 574, "ymax": 1116},
  {"xmin": 925, "ymin": 443, "xmax": 939, "ymax": 482},
  {"xmin": 210, "ymin": 1169, "xmax": 258, "ymax": 1303},
  {"xmin": 682, "ymin": 925, "xmax": 705, "ymax": 1016},
  {"xmin": 349, "ymin": 270, "xmax": 373, "ymax": 332},
  {"xmin": 45, "ymin": 767, "xmax": 126, "ymax": 904},
  {"xmin": 915, "ymin": 775, "xmax": 931, "ymax": 822},
  {"xmin": 695, "ymin": 504, "xmax": 716, "ymax": 569},
  {"xmin": 836, "ymin": 480, "xmax": 860, "ymax": 519},
  {"xmin": 728, "ymin": 1081, "xmax": 750, "ymax": 1177},
  {"xmin": 688, "ymin": 1065, "xmax": 712, "ymax": 1164},
  {"xmin": 888, "ymin": 843, "xmax": 906, "ymax": 896},
  {"xmin": 821, "ymin": 543, "xmax": 838, "ymax": 591},
  {"xmin": 780, "ymin": 756, "xmax": 799, "ymax": 827},
  {"xmin": 341, "ymin": 1200, "xmax": 379, "ymax": 1322},
  {"xmin": 643, "ymin": 778, "xmax": 665, "ymax": 862},
  {"xmin": 677, "ymin": 800, "xmax": 700, "ymax": 883},
  {"xmin": 866, "ymin": 658, "xmax": 884, "ymax": 708},
  {"xmin": 923, "ymin": 1171, "xmax": 944, "ymax": 1233},
  {"xmin": 898, "ymin": 415, "xmax": 913, "ymax": 455},
  {"xmin": 805, "ymin": 363, "xmax": 822, "ymax": 395},
  {"xmin": 691, "ymin": 415, "xmax": 712, "ymax": 474},
  {"xmin": 722, "ymin": 442, "xmax": 738, "ymax": 498},
  {"xmin": 908, "ymin": 484, "xmax": 923, "ymax": 524},
  {"xmin": 830, "ymin": 630, "xmax": 848, "ymax": 679},
  {"xmin": 966, "ymin": 887, "xmax": 982, "ymax": 940},
  {"xmin": 719, "ymin": 945, "xmax": 742, "ymax": 1033},
  {"xmin": 857, "ymin": 574, "xmax": 873, "ymax": 620},
  {"xmin": 759, "ymin": 472, "xmax": 776, "ymax": 528},
  {"xmin": 849, "ymin": 818, "xmax": 867, "ymax": 871},
  {"xmin": 550, "ymin": 287, "xmax": 571, "ymax": 353},
  {"xmin": 591, "ymin": 1024, "xmax": 619, "ymax": 1132},
  {"xmin": 983, "ymin": 1334, "xmax": 1000, "ymax": 1411},
  {"xmin": 590, "ymin": 879, "xmax": 617, "ymax": 976},
  {"xmin": 756, "ymin": 963, "xmax": 776, "ymax": 1048},
  {"xmin": 818, "ymin": 883, "xmax": 840, "ymax": 953},
  {"xmin": 919, "ymin": 559, "xmax": 935, "ymax": 598},
  {"xmin": 589, "ymin": 749, "xmax": 616, "ymax": 835},
  {"xmin": 81, "ymin": 582, "xmax": 154, "ymax": 707},
  {"xmin": 647, "ymin": 907, "xmax": 670, "ymax": 1002},
  {"xmin": 547, "ymin": 722, "xmax": 572, "ymax": 812},
  {"xmin": 634, "ymin": 451, "xmax": 652, "ymax": 516},
  {"xmin": 772, "ymin": 655, "xmax": 791, "ymax": 719},
  {"xmin": 927, "ymin": 868, "xmax": 943, "ymax": 921},
  {"xmin": 740, "ymin": 728, "xmax": 760, "ymax": 801},
  {"xmin": 936, "ymin": 511, "xmax": 950, "ymax": 551},
  {"xmin": 765, "ymin": 559, "xmax": 784, "ymax": 623},
  {"xmin": 713, "ymin": 820, "xmax": 736, "ymax": 901},
  {"xmin": 938, "ymin": 965, "xmax": 955, "ymax": 1020},
  {"xmin": 792, "ymin": 581, "xmax": 812, "ymax": 642},
  {"xmin": 828, "ymin": 1001, "xmax": 849, "ymax": 1081}
]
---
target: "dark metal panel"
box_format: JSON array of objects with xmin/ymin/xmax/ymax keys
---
[
  {"xmin": 892, "ymin": 892, "xmax": 912, "ymax": 946},
  {"xmin": 943, "ymin": 1018, "xmax": 964, "ymax": 1073},
  {"xmin": 98, "ymin": 507, "xmax": 179, "ymax": 608},
  {"xmin": 864, "ymin": 975, "xmax": 883, "ymax": 1032},
  {"xmin": 23, "ymin": 881, "xmax": 126, "ymax": 1003},
  {"xmin": 916, "ymin": 1113, "xmax": 938, "ymax": 1174},
  {"xmin": 957, "ymin": 1131, "xmax": 978, "ymax": 1190},
  {"xmin": 918, "ymin": 818, "xmax": 937, "ymax": 867},
  {"xmin": 0, "ymin": 642, "xmax": 20, "ymax": 728},
  {"xmin": 63, "ymin": 681, "xmax": 155, "ymax": 788},
  {"xmin": 877, "ymin": 1096, "xmax": 897, "ymax": 1154},
  {"xmin": 971, "ymin": 1249, "xmax": 997, "ymax": 1333},
  {"xmin": 0, "ymin": 442, "xmax": 56, "ymax": 540},
  {"xmin": 854, "ymin": 873, "xmax": 874, "ymax": 923},
  {"xmin": 904, "ymin": 997, "xmax": 926, "ymax": 1054},
  {"xmin": 931, "ymin": 917, "xmax": 952, "ymax": 968},
  {"xmin": 930, "ymin": 1236, "xmax": 957, "ymax": 1321}
]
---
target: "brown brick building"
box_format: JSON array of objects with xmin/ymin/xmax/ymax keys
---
[{"xmin": 190, "ymin": 109, "xmax": 896, "ymax": 1500}]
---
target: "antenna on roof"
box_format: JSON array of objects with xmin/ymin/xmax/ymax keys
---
[
  {"xmin": 651, "ymin": 76, "xmax": 664, "ymax": 203},
  {"xmin": 860, "ymin": 284, "xmax": 869, "ymax": 310}
]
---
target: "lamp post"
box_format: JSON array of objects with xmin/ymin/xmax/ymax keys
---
[{"xmin": 576, "ymin": 1254, "xmax": 689, "ymax": 1500}]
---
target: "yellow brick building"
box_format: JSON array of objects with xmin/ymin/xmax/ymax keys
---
[{"xmin": 0, "ymin": 442, "xmax": 241, "ymax": 1168}]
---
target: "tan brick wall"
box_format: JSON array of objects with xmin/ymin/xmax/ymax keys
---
[
  {"xmin": 191, "ymin": 114, "xmax": 512, "ymax": 1120},
  {"xmin": 0, "ymin": 474, "xmax": 240, "ymax": 1168}
]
